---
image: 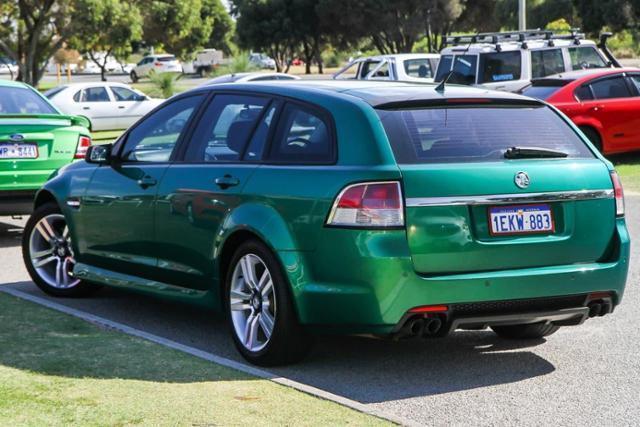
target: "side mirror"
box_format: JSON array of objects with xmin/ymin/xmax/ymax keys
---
[{"xmin": 85, "ymin": 143, "xmax": 113, "ymax": 164}]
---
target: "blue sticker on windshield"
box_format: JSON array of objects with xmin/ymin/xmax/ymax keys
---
[{"xmin": 492, "ymin": 74, "xmax": 514, "ymax": 81}]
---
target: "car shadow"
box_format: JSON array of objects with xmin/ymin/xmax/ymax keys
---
[
  {"xmin": 2, "ymin": 281, "xmax": 556, "ymax": 404},
  {"xmin": 0, "ymin": 219, "xmax": 24, "ymax": 248}
]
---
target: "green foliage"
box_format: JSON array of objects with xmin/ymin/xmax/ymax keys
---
[
  {"xmin": 208, "ymin": 53, "xmax": 259, "ymax": 77},
  {"xmin": 69, "ymin": 0, "xmax": 143, "ymax": 80},
  {"xmin": 605, "ymin": 29, "xmax": 640, "ymax": 58},
  {"xmin": 545, "ymin": 18, "xmax": 573, "ymax": 32},
  {"xmin": 322, "ymin": 49, "xmax": 349, "ymax": 68},
  {"xmin": 148, "ymin": 70, "xmax": 182, "ymax": 98},
  {"xmin": 141, "ymin": 0, "xmax": 233, "ymax": 59}
]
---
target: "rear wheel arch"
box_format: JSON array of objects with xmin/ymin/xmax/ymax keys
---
[
  {"xmin": 577, "ymin": 125, "xmax": 603, "ymax": 152},
  {"xmin": 217, "ymin": 228, "xmax": 303, "ymax": 318}
]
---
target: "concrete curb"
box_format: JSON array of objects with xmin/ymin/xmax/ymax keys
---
[{"xmin": 0, "ymin": 286, "xmax": 417, "ymax": 427}]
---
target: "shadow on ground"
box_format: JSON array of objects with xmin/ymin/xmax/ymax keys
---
[
  {"xmin": 2, "ymin": 281, "xmax": 555, "ymax": 403},
  {"xmin": 0, "ymin": 219, "xmax": 24, "ymax": 249}
]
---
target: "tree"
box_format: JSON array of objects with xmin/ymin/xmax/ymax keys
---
[
  {"xmin": 232, "ymin": 0, "xmax": 297, "ymax": 72},
  {"xmin": 69, "ymin": 0, "xmax": 142, "ymax": 81},
  {"xmin": 205, "ymin": 0, "xmax": 235, "ymax": 55},
  {"xmin": 0, "ymin": 0, "xmax": 78, "ymax": 86},
  {"xmin": 139, "ymin": 0, "xmax": 231, "ymax": 59}
]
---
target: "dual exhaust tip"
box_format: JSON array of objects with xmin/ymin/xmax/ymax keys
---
[
  {"xmin": 396, "ymin": 316, "xmax": 445, "ymax": 340},
  {"xmin": 587, "ymin": 300, "xmax": 612, "ymax": 318}
]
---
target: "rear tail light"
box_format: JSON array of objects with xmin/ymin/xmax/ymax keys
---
[
  {"xmin": 154, "ymin": 62, "xmax": 162, "ymax": 67},
  {"xmin": 327, "ymin": 181, "xmax": 404, "ymax": 228},
  {"xmin": 610, "ymin": 171, "xmax": 625, "ymax": 217},
  {"xmin": 75, "ymin": 135, "xmax": 92, "ymax": 159},
  {"xmin": 409, "ymin": 305, "xmax": 449, "ymax": 314}
]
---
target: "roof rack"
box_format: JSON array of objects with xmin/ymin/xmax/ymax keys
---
[{"xmin": 444, "ymin": 29, "xmax": 585, "ymax": 47}]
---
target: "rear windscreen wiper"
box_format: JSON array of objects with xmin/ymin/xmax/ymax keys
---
[{"xmin": 504, "ymin": 146, "xmax": 568, "ymax": 159}]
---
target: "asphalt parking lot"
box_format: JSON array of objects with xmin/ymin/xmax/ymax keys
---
[{"xmin": 1, "ymin": 196, "xmax": 638, "ymax": 426}]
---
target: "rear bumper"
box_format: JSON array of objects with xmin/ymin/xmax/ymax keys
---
[
  {"xmin": 0, "ymin": 190, "xmax": 36, "ymax": 215},
  {"xmin": 283, "ymin": 219, "xmax": 630, "ymax": 334}
]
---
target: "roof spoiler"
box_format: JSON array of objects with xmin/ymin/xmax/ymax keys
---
[{"xmin": 598, "ymin": 32, "xmax": 622, "ymax": 68}]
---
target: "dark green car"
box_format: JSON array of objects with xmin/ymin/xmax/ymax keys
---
[
  {"xmin": 0, "ymin": 80, "xmax": 91, "ymax": 214},
  {"xmin": 21, "ymin": 81, "xmax": 629, "ymax": 366}
]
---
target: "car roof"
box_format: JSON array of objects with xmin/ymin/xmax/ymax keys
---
[
  {"xmin": 194, "ymin": 80, "xmax": 534, "ymax": 107},
  {"xmin": 442, "ymin": 38, "xmax": 598, "ymax": 54},
  {"xmin": 355, "ymin": 53, "xmax": 440, "ymax": 61}
]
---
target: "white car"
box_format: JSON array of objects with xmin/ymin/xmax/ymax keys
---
[
  {"xmin": 131, "ymin": 54, "xmax": 182, "ymax": 82},
  {"xmin": 249, "ymin": 53, "xmax": 276, "ymax": 69},
  {"xmin": 0, "ymin": 58, "xmax": 18, "ymax": 78},
  {"xmin": 203, "ymin": 72, "xmax": 300, "ymax": 85},
  {"xmin": 44, "ymin": 83, "xmax": 163, "ymax": 131},
  {"xmin": 333, "ymin": 54, "xmax": 441, "ymax": 83},
  {"xmin": 436, "ymin": 30, "xmax": 617, "ymax": 93}
]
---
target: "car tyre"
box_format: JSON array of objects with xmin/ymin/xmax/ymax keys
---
[
  {"xmin": 225, "ymin": 239, "xmax": 312, "ymax": 366},
  {"xmin": 130, "ymin": 70, "xmax": 138, "ymax": 83},
  {"xmin": 579, "ymin": 126, "xmax": 603, "ymax": 152},
  {"xmin": 22, "ymin": 202, "xmax": 98, "ymax": 297},
  {"xmin": 491, "ymin": 322, "xmax": 560, "ymax": 339}
]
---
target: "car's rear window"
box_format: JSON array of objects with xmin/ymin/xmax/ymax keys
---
[
  {"xmin": 0, "ymin": 86, "xmax": 57, "ymax": 114},
  {"xmin": 377, "ymin": 105, "xmax": 594, "ymax": 164},
  {"xmin": 157, "ymin": 56, "xmax": 177, "ymax": 62},
  {"xmin": 521, "ymin": 85, "xmax": 563, "ymax": 100}
]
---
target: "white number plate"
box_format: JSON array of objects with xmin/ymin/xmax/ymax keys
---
[
  {"xmin": 489, "ymin": 204, "xmax": 555, "ymax": 235},
  {"xmin": 0, "ymin": 143, "xmax": 38, "ymax": 159}
]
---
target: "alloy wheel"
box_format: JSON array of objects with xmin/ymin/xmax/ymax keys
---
[
  {"xmin": 229, "ymin": 253, "xmax": 276, "ymax": 352},
  {"xmin": 28, "ymin": 214, "xmax": 80, "ymax": 289}
]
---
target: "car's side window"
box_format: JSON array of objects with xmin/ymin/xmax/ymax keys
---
[
  {"xmin": 120, "ymin": 94, "xmax": 204, "ymax": 163},
  {"xmin": 184, "ymin": 94, "xmax": 269, "ymax": 163},
  {"xmin": 244, "ymin": 102, "xmax": 278, "ymax": 161},
  {"xmin": 478, "ymin": 51, "xmax": 521, "ymax": 83},
  {"xmin": 626, "ymin": 74, "xmax": 640, "ymax": 95},
  {"xmin": 404, "ymin": 59, "xmax": 433, "ymax": 79},
  {"xmin": 569, "ymin": 47, "xmax": 608, "ymax": 70},
  {"xmin": 267, "ymin": 103, "xmax": 334, "ymax": 164},
  {"xmin": 589, "ymin": 76, "xmax": 632, "ymax": 100},
  {"xmin": 574, "ymin": 85, "xmax": 594, "ymax": 101},
  {"xmin": 531, "ymin": 49, "xmax": 564, "ymax": 78},
  {"xmin": 111, "ymin": 86, "xmax": 142, "ymax": 101},
  {"xmin": 73, "ymin": 90, "xmax": 82, "ymax": 102},
  {"xmin": 81, "ymin": 86, "xmax": 111, "ymax": 102}
]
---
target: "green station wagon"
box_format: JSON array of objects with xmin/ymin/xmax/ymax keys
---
[
  {"xmin": 0, "ymin": 80, "xmax": 91, "ymax": 215},
  {"xmin": 21, "ymin": 81, "xmax": 629, "ymax": 366}
]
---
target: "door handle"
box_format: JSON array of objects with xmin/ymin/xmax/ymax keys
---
[
  {"xmin": 214, "ymin": 175, "xmax": 240, "ymax": 189},
  {"xmin": 82, "ymin": 107, "xmax": 90, "ymax": 110},
  {"xmin": 118, "ymin": 106, "xmax": 125, "ymax": 109},
  {"xmin": 137, "ymin": 175, "xmax": 157, "ymax": 188}
]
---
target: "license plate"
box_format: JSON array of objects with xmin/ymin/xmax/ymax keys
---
[
  {"xmin": 0, "ymin": 143, "xmax": 38, "ymax": 159},
  {"xmin": 489, "ymin": 204, "xmax": 554, "ymax": 235}
]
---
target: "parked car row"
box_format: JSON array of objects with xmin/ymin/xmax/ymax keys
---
[
  {"xmin": 0, "ymin": 29, "xmax": 632, "ymax": 368},
  {"xmin": 15, "ymin": 79, "xmax": 629, "ymax": 366}
]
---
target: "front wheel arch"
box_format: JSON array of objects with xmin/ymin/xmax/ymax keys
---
[{"xmin": 33, "ymin": 190, "xmax": 58, "ymax": 211}]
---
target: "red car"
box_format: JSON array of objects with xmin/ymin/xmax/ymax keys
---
[{"xmin": 522, "ymin": 68, "xmax": 640, "ymax": 155}]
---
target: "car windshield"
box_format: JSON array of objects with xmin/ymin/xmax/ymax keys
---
[
  {"xmin": 377, "ymin": 105, "xmax": 593, "ymax": 163},
  {"xmin": 434, "ymin": 55, "xmax": 477, "ymax": 85},
  {"xmin": 0, "ymin": 86, "xmax": 57, "ymax": 114},
  {"xmin": 44, "ymin": 86, "xmax": 68, "ymax": 99}
]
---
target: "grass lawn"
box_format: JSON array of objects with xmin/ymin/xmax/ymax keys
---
[
  {"xmin": 0, "ymin": 292, "xmax": 387, "ymax": 426},
  {"xmin": 611, "ymin": 152, "xmax": 640, "ymax": 193}
]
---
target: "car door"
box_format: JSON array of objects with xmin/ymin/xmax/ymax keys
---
[
  {"xmin": 580, "ymin": 74, "xmax": 637, "ymax": 151},
  {"xmin": 109, "ymin": 86, "xmax": 153, "ymax": 129},
  {"xmin": 77, "ymin": 93, "xmax": 206, "ymax": 278},
  {"xmin": 153, "ymin": 93, "xmax": 274, "ymax": 291},
  {"xmin": 77, "ymin": 86, "xmax": 117, "ymax": 131}
]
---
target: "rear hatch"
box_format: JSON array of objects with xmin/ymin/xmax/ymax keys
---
[
  {"xmin": 377, "ymin": 100, "xmax": 616, "ymax": 275},
  {"xmin": 0, "ymin": 115, "xmax": 82, "ymax": 189}
]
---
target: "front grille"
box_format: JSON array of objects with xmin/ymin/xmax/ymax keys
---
[{"xmin": 451, "ymin": 294, "xmax": 588, "ymax": 316}]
